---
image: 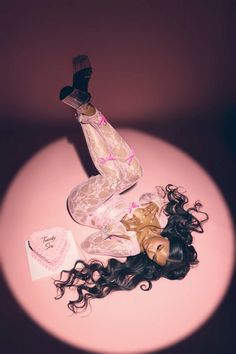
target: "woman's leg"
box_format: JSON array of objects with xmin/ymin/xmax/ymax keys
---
[
  {"xmin": 79, "ymin": 106, "xmax": 142, "ymax": 188},
  {"xmin": 67, "ymin": 104, "xmax": 143, "ymax": 227}
]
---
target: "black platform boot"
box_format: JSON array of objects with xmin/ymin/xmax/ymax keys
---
[{"xmin": 59, "ymin": 55, "xmax": 92, "ymax": 109}]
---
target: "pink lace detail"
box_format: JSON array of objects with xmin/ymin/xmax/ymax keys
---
[
  {"xmin": 98, "ymin": 114, "xmax": 107, "ymax": 126},
  {"xmin": 127, "ymin": 201, "xmax": 139, "ymax": 214},
  {"xmin": 67, "ymin": 109, "xmax": 144, "ymax": 257},
  {"xmin": 81, "ymin": 228, "xmax": 140, "ymax": 257},
  {"xmin": 98, "ymin": 153, "xmax": 116, "ymax": 165},
  {"xmin": 125, "ymin": 151, "xmax": 135, "ymax": 165}
]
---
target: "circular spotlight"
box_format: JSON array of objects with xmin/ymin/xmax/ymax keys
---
[{"xmin": 0, "ymin": 129, "xmax": 234, "ymax": 353}]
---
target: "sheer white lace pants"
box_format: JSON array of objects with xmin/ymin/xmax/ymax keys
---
[{"xmin": 67, "ymin": 109, "xmax": 143, "ymax": 228}]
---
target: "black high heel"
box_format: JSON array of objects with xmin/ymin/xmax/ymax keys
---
[
  {"xmin": 59, "ymin": 54, "xmax": 92, "ymax": 109},
  {"xmin": 72, "ymin": 55, "xmax": 92, "ymax": 92}
]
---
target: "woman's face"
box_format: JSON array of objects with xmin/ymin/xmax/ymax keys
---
[
  {"xmin": 142, "ymin": 235, "xmax": 170, "ymax": 266},
  {"xmin": 121, "ymin": 202, "xmax": 170, "ymax": 265}
]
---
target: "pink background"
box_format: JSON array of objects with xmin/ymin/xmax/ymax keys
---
[{"xmin": 1, "ymin": 129, "xmax": 234, "ymax": 353}]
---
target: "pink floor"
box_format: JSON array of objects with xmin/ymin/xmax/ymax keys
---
[{"xmin": 1, "ymin": 129, "xmax": 234, "ymax": 354}]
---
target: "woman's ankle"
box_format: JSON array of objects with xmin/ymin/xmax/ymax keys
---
[{"xmin": 77, "ymin": 103, "xmax": 96, "ymax": 116}]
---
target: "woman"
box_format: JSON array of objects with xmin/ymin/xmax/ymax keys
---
[{"xmin": 55, "ymin": 55, "xmax": 208, "ymax": 313}]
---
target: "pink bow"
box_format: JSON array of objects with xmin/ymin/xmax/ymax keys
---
[
  {"xmin": 98, "ymin": 153, "xmax": 116, "ymax": 165},
  {"xmin": 125, "ymin": 151, "xmax": 135, "ymax": 165},
  {"xmin": 127, "ymin": 201, "xmax": 139, "ymax": 214},
  {"xmin": 98, "ymin": 114, "xmax": 107, "ymax": 126}
]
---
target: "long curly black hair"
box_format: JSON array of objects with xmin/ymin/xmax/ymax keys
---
[{"xmin": 54, "ymin": 185, "xmax": 208, "ymax": 313}]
